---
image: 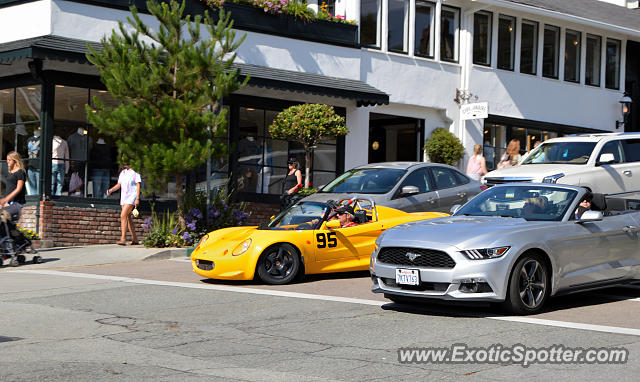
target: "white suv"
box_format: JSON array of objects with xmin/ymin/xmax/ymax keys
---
[{"xmin": 483, "ymin": 133, "xmax": 640, "ymax": 194}]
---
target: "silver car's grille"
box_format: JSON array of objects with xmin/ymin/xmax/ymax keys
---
[
  {"xmin": 381, "ymin": 278, "xmax": 450, "ymax": 292},
  {"xmin": 377, "ymin": 247, "xmax": 455, "ymax": 268},
  {"xmin": 484, "ymin": 177, "xmax": 533, "ymax": 187}
]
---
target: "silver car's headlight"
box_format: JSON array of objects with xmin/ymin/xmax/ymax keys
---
[
  {"xmin": 461, "ymin": 246, "xmax": 510, "ymax": 260},
  {"xmin": 542, "ymin": 173, "xmax": 564, "ymax": 183},
  {"xmin": 232, "ymin": 239, "xmax": 252, "ymax": 256}
]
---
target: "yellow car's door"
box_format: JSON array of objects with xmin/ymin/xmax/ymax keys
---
[{"xmin": 310, "ymin": 222, "xmax": 383, "ymax": 274}]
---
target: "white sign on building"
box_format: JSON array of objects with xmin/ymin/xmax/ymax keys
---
[{"xmin": 460, "ymin": 102, "xmax": 489, "ymax": 120}]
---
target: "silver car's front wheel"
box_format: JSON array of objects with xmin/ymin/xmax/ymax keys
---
[{"xmin": 503, "ymin": 254, "xmax": 549, "ymax": 315}]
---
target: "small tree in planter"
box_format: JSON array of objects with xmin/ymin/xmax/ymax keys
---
[
  {"xmin": 269, "ymin": 104, "xmax": 347, "ymax": 188},
  {"xmin": 424, "ymin": 128, "xmax": 465, "ymax": 166}
]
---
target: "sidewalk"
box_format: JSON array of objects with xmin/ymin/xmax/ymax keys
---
[{"xmin": 1, "ymin": 244, "xmax": 190, "ymax": 269}]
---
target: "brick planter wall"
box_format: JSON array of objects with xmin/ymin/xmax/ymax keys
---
[
  {"xmin": 244, "ymin": 202, "xmax": 279, "ymax": 227},
  {"xmin": 16, "ymin": 200, "xmax": 280, "ymax": 247},
  {"xmin": 18, "ymin": 201, "xmax": 149, "ymax": 247}
]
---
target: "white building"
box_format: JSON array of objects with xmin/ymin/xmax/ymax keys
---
[{"xmin": 0, "ymin": 0, "xmax": 638, "ymax": 223}]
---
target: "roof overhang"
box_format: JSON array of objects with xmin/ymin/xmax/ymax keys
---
[{"xmin": 0, "ymin": 35, "xmax": 388, "ymax": 107}]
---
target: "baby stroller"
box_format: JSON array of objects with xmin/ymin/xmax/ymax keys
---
[{"xmin": 0, "ymin": 209, "xmax": 41, "ymax": 267}]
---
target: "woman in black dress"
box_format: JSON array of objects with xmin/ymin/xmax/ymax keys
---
[
  {"xmin": 1, "ymin": 151, "xmax": 27, "ymax": 218},
  {"xmin": 280, "ymin": 158, "xmax": 302, "ymax": 210}
]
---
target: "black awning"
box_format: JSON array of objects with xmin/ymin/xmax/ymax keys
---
[{"xmin": 0, "ymin": 36, "xmax": 389, "ymax": 107}]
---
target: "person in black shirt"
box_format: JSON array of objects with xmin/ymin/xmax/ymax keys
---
[{"xmin": 1, "ymin": 151, "xmax": 27, "ymax": 217}]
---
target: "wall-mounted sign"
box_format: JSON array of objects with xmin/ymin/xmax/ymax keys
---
[{"xmin": 460, "ymin": 102, "xmax": 488, "ymax": 120}]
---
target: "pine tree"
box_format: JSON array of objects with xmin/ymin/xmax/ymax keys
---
[{"xmin": 86, "ymin": 0, "xmax": 246, "ymax": 227}]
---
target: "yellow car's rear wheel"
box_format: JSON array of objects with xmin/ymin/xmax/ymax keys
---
[{"xmin": 256, "ymin": 243, "xmax": 300, "ymax": 285}]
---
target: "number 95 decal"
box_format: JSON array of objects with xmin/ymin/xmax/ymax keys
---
[{"xmin": 316, "ymin": 232, "xmax": 337, "ymax": 248}]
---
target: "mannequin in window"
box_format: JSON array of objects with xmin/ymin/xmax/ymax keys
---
[
  {"xmin": 67, "ymin": 127, "xmax": 93, "ymax": 195},
  {"xmin": 26, "ymin": 127, "xmax": 41, "ymax": 196},
  {"xmin": 51, "ymin": 135, "xmax": 69, "ymax": 195},
  {"xmin": 90, "ymin": 137, "xmax": 111, "ymax": 198}
]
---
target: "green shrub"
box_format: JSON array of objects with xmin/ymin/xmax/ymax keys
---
[
  {"xmin": 424, "ymin": 128, "xmax": 465, "ymax": 166},
  {"xmin": 285, "ymin": 1, "xmax": 315, "ymax": 22},
  {"xmin": 297, "ymin": 187, "xmax": 317, "ymax": 196}
]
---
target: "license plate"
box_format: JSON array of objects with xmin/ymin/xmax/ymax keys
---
[{"xmin": 396, "ymin": 269, "xmax": 420, "ymax": 286}]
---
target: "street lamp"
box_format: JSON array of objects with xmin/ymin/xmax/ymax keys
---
[{"xmin": 615, "ymin": 93, "xmax": 632, "ymax": 129}]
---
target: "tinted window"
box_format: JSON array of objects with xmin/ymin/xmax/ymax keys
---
[
  {"xmin": 320, "ymin": 168, "xmax": 406, "ymax": 194},
  {"xmin": 622, "ymin": 140, "xmax": 640, "ymax": 163},
  {"xmin": 521, "ymin": 142, "xmax": 596, "ymax": 165},
  {"xmin": 431, "ymin": 168, "xmax": 458, "ymax": 189},
  {"xmin": 598, "ymin": 141, "xmax": 623, "ymax": 164},
  {"xmin": 399, "ymin": 168, "xmax": 432, "ymax": 193},
  {"xmin": 453, "ymin": 170, "xmax": 470, "ymax": 185}
]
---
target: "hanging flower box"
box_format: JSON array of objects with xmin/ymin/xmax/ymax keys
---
[{"xmin": 65, "ymin": 1, "xmax": 358, "ymax": 47}]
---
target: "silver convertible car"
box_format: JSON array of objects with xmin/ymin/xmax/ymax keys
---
[{"xmin": 371, "ymin": 183, "xmax": 640, "ymax": 314}]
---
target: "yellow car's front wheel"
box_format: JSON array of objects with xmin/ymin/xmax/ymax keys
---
[{"xmin": 256, "ymin": 243, "xmax": 301, "ymax": 285}]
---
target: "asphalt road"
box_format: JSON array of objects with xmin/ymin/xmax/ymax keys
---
[{"xmin": 2, "ymin": 253, "xmax": 640, "ymax": 381}]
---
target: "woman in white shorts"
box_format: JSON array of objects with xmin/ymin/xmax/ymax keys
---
[{"xmin": 106, "ymin": 164, "xmax": 141, "ymax": 245}]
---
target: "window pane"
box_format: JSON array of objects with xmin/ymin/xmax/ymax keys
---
[
  {"xmin": 542, "ymin": 25, "xmax": 560, "ymax": 78},
  {"xmin": 388, "ymin": 0, "xmax": 408, "ymax": 53},
  {"xmin": 564, "ymin": 29, "xmax": 581, "ymax": 82},
  {"xmin": 497, "ymin": 15, "xmax": 515, "ymax": 70},
  {"xmin": 360, "ymin": 0, "xmax": 380, "ymax": 47},
  {"xmin": 16, "ymin": 85, "xmax": 41, "ymax": 125},
  {"xmin": 622, "ymin": 140, "xmax": 640, "ymax": 163},
  {"xmin": 415, "ymin": 1, "xmax": 434, "ymax": 57},
  {"xmin": 440, "ymin": 6, "xmax": 459, "ymax": 61},
  {"xmin": 312, "ymin": 171, "xmax": 337, "ymax": 190},
  {"xmin": 606, "ymin": 38, "xmax": 621, "ymax": 90},
  {"xmin": 520, "ymin": 20, "xmax": 538, "ymax": 75},
  {"xmin": 313, "ymin": 144, "xmax": 337, "ymax": 172},
  {"xmin": 0, "ymin": 88, "xmax": 15, "ymax": 126},
  {"xmin": 586, "ymin": 34, "xmax": 601, "ymax": 86},
  {"xmin": 473, "ymin": 11, "xmax": 491, "ymax": 65},
  {"xmin": 400, "ymin": 168, "xmax": 431, "ymax": 193},
  {"xmin": 431, "ymin": 167, "xmax": 458, "ymax": 189},
  {"xmin": 54, "ymin": 86, "xmax": 88, "ymax": 124}
]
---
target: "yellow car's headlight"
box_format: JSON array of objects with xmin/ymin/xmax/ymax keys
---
[
  {"xmin": 232, "ymin": 239, "xmax": 252, "ymax": 256},
  {"xmin": 195, "ymin": 234, "xmax": 209, "ymax": 251}
]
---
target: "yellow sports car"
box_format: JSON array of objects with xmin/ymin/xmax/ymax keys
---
[{"xmin": 191, "ymin": 198, "xmax": 448, "ymax": 284}]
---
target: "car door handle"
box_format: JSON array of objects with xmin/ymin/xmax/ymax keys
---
[
  {"xmin": 457, "ymin": 192, "xmax": 466, "ymax": 197},
  {"xmin": 623, "ymin": 225, "xmax": 637, "ymax": 233},
  {"xmin": 428, "ymin": 198, "xmax": 436, "ymax": 203},
  {"xmin": 623, "ymin": 170, "xmax": 632, "ymax": 176}
]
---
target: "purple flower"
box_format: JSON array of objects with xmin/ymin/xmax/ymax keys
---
[
  {"xmin": 182, "ymin": 231, "xmax": 192, "ymax": 244},
  {"xmin": 172, "ymin": 227, "xmax": 179, "ymax": 235},
  {"xmin": 186, "ymin": 221, "xmax": 197, "ymax": 231},
  {"xmin": 189, "ymin": 208, "xmax": 203, "ymax": 220}
]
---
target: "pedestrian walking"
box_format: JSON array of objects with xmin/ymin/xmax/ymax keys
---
[
  {"xmin": 466, "ymin": 144, "xmax": 488, "ymax": 181},
  {"xmin": 106, "ymin": 163, "xmax": 141, "ymax": 245},
  {"xmin": 1, "ymin": 151, "xmax": 27, "ymax": 218}
]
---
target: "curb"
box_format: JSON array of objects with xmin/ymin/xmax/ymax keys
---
[{"xmin": 143, "ymin": 248, "xmax": 192, "ymax": 261}]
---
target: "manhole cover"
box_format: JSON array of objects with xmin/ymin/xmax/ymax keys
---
[{"xmin": 0, "ymin": 336, "xmax": 21, "ymax": 343}]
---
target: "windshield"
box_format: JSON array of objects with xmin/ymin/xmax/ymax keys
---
[
  {"xmin": 262, "ymin": 202, "xmax": 328, "ymax": 230},
  {"xmin": 522, "ymin": 141, "xmax": 597, "ymax": 165},
  {"xmin": 455, "ymin": 185, "xmax": 577, "ymax": 221},
  {"xmin": 320, "ymin": 168, "xmax": 406, "ymax": 194}
]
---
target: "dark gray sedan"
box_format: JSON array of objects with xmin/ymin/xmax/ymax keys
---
[{"xmin": 305, "ymin": 162, "xmax": 484, "ymax": 213}]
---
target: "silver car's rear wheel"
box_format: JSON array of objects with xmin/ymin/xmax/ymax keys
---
[{"xmin": 503, "ymin": 254, "xmax": 549, "ymax": 315}]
